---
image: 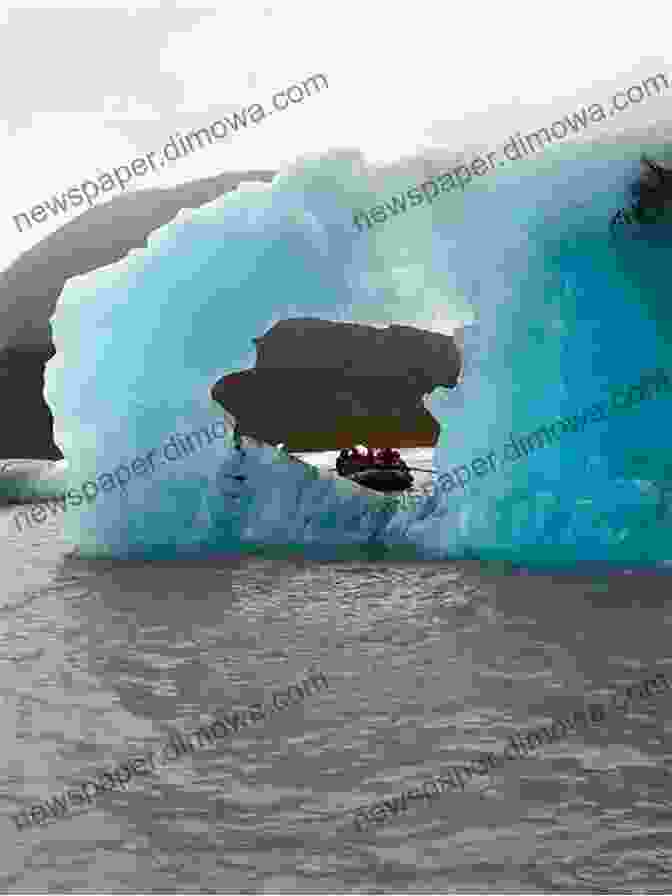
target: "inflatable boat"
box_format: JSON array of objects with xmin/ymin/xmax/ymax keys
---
[{"xmin": 335, "ymin": 452, "xmax": 413, "ymax": 493}]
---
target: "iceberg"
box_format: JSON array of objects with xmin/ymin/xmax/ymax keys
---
[
  {"xmin": 43, "ymin": 137, "xmax": 672, "ymax": 568},
  {"xmin": 0, "ymin": 459, "xmax": 68, "ymax": 505}
]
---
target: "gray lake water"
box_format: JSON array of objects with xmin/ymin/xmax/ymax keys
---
[{"xmin": 2, "ymin": 454, "xmax": 672, "ymax": 893}]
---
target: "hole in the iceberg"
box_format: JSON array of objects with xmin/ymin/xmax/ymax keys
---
[{"xmin": 210, "ymin": 317, "xmax": 462, "ymax": 495}]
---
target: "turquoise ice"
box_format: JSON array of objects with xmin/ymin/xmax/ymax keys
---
[{"xmin": 44, "ymin": 138, "xmax": 672, "ymax": 567}]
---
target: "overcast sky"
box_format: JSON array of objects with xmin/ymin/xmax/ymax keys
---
[{"xmin": 1, "ymin": 0, "xmax": 670, "ymax": 271}]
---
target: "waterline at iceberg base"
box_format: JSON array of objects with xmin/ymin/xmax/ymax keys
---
[{"xmin": 44, "ymin": 138, "xmax": 672, "ymax": 568}]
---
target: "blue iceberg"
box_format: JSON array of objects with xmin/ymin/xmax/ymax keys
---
[{"xmin": 43, "ymin": 139, "xmax": 672, "ymax": 568}]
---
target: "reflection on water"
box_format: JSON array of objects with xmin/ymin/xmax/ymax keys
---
[{"xmin": 1, "ymin": 504, "xmax": 671, "ymax": 892}]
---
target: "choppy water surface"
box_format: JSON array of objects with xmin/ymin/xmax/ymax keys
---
[{"xmin": 2, "ymin": 501, "xmax": 672, "ymax": 894}]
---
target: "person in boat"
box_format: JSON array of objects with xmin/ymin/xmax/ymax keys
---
[
  {"xmin": 336, "ymin": 449, "xmax": 349, "ymax": 474},
  {"xmin": 377, "ymin": 447, "xmax": 400, "ymax": 466}
]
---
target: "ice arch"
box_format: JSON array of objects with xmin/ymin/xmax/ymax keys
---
[{"xmin": 45, "ymin": 141, "xmax": 672, "ymax": 567}]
